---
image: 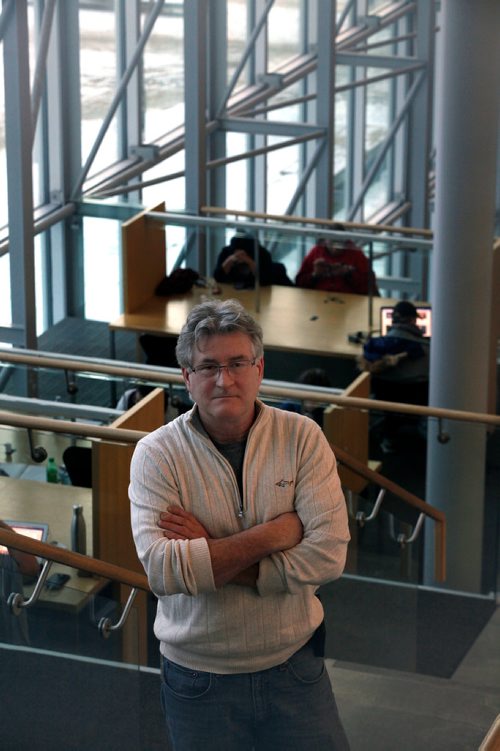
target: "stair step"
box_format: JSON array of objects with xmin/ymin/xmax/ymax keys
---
[{"xmin": 327, "ymin": 660, "xmax": 500, "ymax": 751}]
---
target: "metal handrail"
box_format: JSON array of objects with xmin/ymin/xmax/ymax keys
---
[
  {"xmin": 1, "ymin": 347, "xmax": 499, "ymax": 427},
  {"xmin": 331, "ymin": 443, "xmax": 446, "ymax": 582},
  {"xmin": 0, "ymin": 528, "xmax": 149, "ymax": 638},
  {"xmin": 0, "ymin": 528, "xmax": 149, "ymax": 590},
  {"xmin": 202, "ymin": 205, "xmax": 434, "ymax": 240}
]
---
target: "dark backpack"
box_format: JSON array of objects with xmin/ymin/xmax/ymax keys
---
[{"xmin": 155, "ymin": 268, "xmax": 199, "ymax": 296}]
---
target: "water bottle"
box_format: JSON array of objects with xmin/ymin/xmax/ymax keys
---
[
  {"xmin": 71, "ymin": 505, "xmax": 88, "ymax": 576},
  {"xmin": 46, "ymin": 457, "xmax": 59, "ymax": 483}
]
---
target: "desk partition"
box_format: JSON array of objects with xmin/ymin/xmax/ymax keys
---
[
  {"xmin": 111, "ymin": 203, "xmax": 402, "ymax": 365},
  {"xmin": 92, "ymin": 387, "xmax": 165, "ymax": 574}
]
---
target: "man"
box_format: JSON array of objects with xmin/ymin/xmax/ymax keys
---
[
  {"xmin": 359, "ymin": 300, "xmax": 430, "ymax": 451},
  {"xmin": 0, "ymin": 519, "xmax": 40, "ymax": 645},
  {"xmin": 295, "ymin": 225, "xmax": 375, "ymax": 295},
  {"xmin": 129, "ymin": 299, "xmax": 350, "ymax": 750}
]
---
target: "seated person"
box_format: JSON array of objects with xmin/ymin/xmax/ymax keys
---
[
  {"xmin": 0, "ymin": 519, "xmax": 40, "ymax": 645},
  {"xmin": 0, "ymin": 519, "xmax": 40, "ymax": 578},
  {"xmin": 280, "ymin": 368, "xmax": 332, "ymax": 426},
  {"xmin": 213, "ymin": 233, "xmax": 292, "ymax": 288},
  {"xmin": 358, "ymin": 301, "xmax": 430, "ymax": 450},
  {"xmin": 295, "ymin": 225, "xmax": 376, "ymax": 295}
]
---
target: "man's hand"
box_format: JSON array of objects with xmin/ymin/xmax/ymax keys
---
[
  {"xmin": 312, "ymin": 258, "xmax": 330, "ymax": 278},
  {"xmin": 159, "ymin": 506, "xmax": 211, "ymax": 540},
  {"xmin": 222, "ymin": 250, "xmax": 256, "ymax": 275}
]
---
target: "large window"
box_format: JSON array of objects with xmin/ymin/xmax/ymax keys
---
[{"xmin": 0, "ymin": 0, "xmax": 439, "ymax": 344}]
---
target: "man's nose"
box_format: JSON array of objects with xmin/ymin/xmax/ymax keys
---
[{"xmin": 215, "ymin": 365, "xmax": 235, "ymax": 382}]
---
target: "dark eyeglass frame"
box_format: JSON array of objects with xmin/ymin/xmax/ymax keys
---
[{"xmin": 189, "ymin": 358, "xmax": 257, "ymax": 379}]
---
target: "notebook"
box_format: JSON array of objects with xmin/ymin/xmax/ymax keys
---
[
  {"xmin": 0, "ymin": 521, "xmax": 49, "ymax": 555},
  {"xmin": 379, "ymin": 306, "xmax": 432, "ymax": 338}
]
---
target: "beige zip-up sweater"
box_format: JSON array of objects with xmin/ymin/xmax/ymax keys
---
[{"xmin": 129, "ymin": 400, "xmax": 349, "ymax": 674}]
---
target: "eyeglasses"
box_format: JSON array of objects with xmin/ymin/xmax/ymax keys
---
[{"xmin": 190, "ymin": 358, "xmax": 257, "ymax": 380}]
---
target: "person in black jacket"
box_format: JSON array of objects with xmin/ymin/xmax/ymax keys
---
[
  {"xmin": 358, "ymin": 300, "xmax": 430, "ymax": 452},
  {"xmin": 213, "ymin": 234, "xmax": 292, "ymax": 288}
]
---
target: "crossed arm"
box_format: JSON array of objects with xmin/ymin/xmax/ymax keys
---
[{"xmin": 158, "ymin": 506, "xmax": 303, "ymax": 589}]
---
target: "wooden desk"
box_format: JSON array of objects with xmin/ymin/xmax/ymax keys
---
[
  {"xmin": 110, "ymin": 283, "xmax": 395, "ymax": 360},
  {"xmin": 0, "ymin": 476, "xmax": 104, "ymax": 612}
]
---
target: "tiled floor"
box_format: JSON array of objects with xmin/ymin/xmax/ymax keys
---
[{"xmin": 328, "ymin": 606, "xmax": 500, "ymax": 750}]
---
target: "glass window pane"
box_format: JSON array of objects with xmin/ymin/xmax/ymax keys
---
[
  {"xmin": 143, "ymin": 6, "xmax": 185, "ymax": 143},
  {"xmin": 83, "ymin": 217, "xmax": 120, "ymax": 321},
  {"xmin": 80, "ymin": 5, "xmax": 118, "ymax": 177},
  {"xmin": 268, "ymin": 0, "xmax": 300, "ymax": 70}
]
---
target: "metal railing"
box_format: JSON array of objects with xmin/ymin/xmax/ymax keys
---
[{"xmin": 1, "ymin": 347, "xmax": 499, "ymax": 429}]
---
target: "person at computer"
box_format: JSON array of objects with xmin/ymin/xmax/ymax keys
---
[
  {"xmin": 213, "ymin": 233, "xmax": 292, "ymax": 288},
  {"xmin": 0, "ymin": 519, "xmax": 40, "ymax": 645},
  {"xmin": 358, "ymin": 300, "xmax": 430, "ymax": 451},
  {"xmin": 0, "ymin": 519, "xmax": 40, "ymax": 577},
  {"xmin": 295, "ymin": 225, "xmax": 375, "ymax": 295},
  {"xmin": 280, "ymin": 367, "xmax": 333, "ymax": 427},
  {"xmin": 129, "ymin": 298, "xmax": 350, "ymax": 750}
]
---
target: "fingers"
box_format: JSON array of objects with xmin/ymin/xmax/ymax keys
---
[{"xmin": 158, "ymin": 506, "xmax": 210, "ymax": 540}]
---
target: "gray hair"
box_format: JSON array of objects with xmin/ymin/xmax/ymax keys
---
[{"xmin": 175, "ymin": 299, "xmax": 264, "ymax": 368}]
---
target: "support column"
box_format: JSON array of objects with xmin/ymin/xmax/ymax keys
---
[
  {"xmin": 184, "ymin": 0, "xmax": 207, "ymax": 272},
  {"xmin": 425, "ymin": 0, "xmax": 500, "ymax": 592},
  {"xmin": 4, "ymin": 0, "xmax": 36, "ymax": 352},
  {"xmin": 313, "ymin": 0, "xmax": 336, "ymax": 218}
]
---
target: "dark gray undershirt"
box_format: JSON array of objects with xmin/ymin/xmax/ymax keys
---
[{"xmin": 191, "ymin": 411, "xmax": 247, "ymax": 498}]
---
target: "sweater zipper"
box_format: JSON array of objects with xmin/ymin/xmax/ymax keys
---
[{"xmin": 237, "ymin": 494, "xmax": 245, "ymax": 518}]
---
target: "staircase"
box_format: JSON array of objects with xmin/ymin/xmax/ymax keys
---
[{"xmin": 329, "ymin": 605, "xmax": 500, "ymax": 751}]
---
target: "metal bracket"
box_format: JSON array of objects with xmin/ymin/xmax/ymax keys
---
[
  {"xmin": 355, "ymin": 488, "xmax": 386, "ymax": 527},
  {"xmin": 129, "ymin": 144, "xmax": 160, "ymax": 161},
  {"xmin": 397, "ymin": 512, "xmax": 425, "ymax": 548},
  {"xmin": 258, "ymin": 72, "xmax": 284, "ymax": 88},
  {"xmin": 98, "ymin": 587, "xmax": 139, "ymax": 639},
  {"xmin": 8, "ymin": 559, "xmax": 52, "ymax": 615},
  {"xmin": 437, "ymin": 417, "xmax": 450, "ymax": 444},
  {"xmin": 27, "ymin": 428, "xmax": 47, "ymax": 463},
  {"xmin": 64, "ymin": 368, "xmax": 78, "ymax": 396}
]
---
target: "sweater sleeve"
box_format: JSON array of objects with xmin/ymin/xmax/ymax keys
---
[
  {"xmin": 129, "ymin": 439, "xmax": 217, "ymax": 596},
  {"xmin": 256, "ymin": 427, "xmax": 350, "ymax": 596}
]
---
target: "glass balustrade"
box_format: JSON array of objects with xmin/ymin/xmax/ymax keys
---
[
  {"xmin": 1, "ymin": 579, "xmax": 167, "ymax": 750},
  {"xmin": 0, "ymin": 359, "xmax": 498, "ymax": 748}
]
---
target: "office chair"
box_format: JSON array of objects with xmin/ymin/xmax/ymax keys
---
[
  {"xmin": 139, "ymin": 334, "xmax": 178, "ymax": 367},
  {"xmin": 62, "ymin": 446, "xmax": 93, "ymax": 488}
]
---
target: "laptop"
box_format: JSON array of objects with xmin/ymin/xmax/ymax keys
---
[
  {"xmin": 0, "ymin": 521, "xmax": 49, "ymax": 555},
  {"xmin": 379, "ymin": 306, "xmax": 432, "ymax": 338}
]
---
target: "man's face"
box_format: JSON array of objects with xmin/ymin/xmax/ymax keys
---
[{"xmin": 182, "ymin": 332, "xmax": 264, "ymax": 434}]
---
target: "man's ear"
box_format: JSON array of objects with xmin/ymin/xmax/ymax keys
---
[
  {"xmin": 181, "ymin": 367, "xmax": 191, "ymax": 391},
  {"xmin": 256, "ymin": 356, "xmax": 265, "ymax": 381}
]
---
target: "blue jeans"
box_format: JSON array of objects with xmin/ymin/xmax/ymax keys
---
[{"xmin": 160, "ymin": 640, "xmax": 350, "ymax": 751}]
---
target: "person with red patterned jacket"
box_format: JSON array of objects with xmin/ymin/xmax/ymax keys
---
[{"xmin": 295, "ymin": 225, "xmax": 376, "ymax": 295}]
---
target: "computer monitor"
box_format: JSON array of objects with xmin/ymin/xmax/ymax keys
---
[
  {"xmin": 0, "ymin": 521, "xmax": 49, "ymax": 555},
  {"xmin": 379, "ymin": 306, "xmax": 432, "ymax": 338}
]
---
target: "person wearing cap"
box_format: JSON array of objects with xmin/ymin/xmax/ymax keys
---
[
  {"xmin": 358, "ymin": 300, "xmax": 430, "ymax": 451},
  {"xmin": 295, "ymin": 225, "xmax": 377, "ymax": 295}
]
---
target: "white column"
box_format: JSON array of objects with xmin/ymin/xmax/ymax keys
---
[{"xmin": 425, "ymin": 0, "xmax": 500, "ymax": 592}]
